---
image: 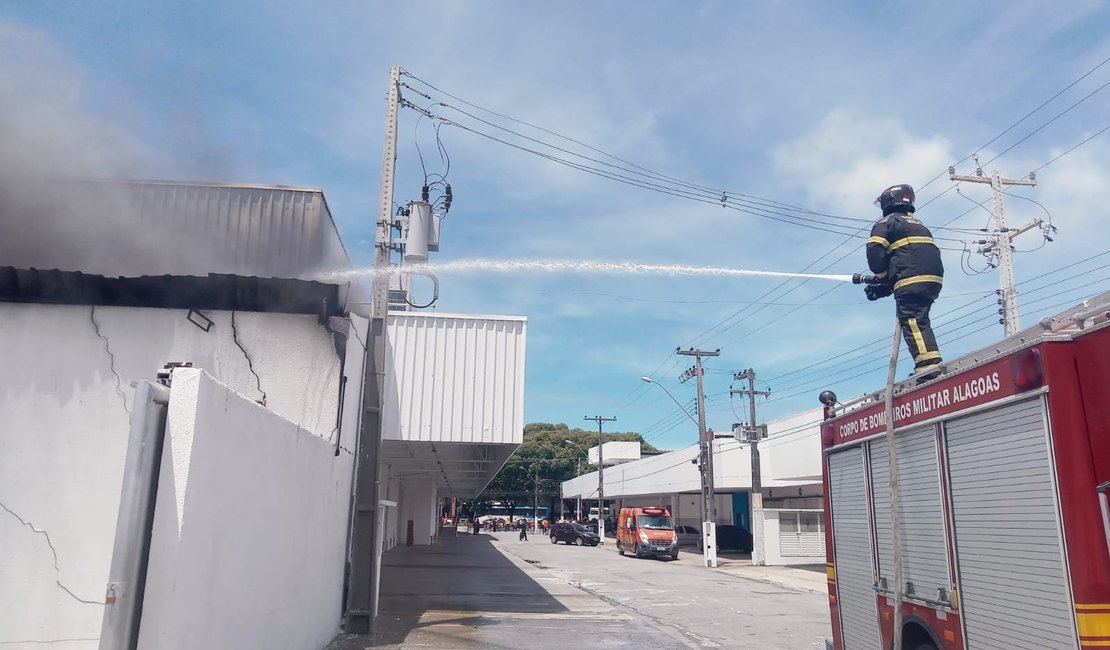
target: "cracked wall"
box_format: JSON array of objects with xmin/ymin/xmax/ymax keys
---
[{"xmin": 0, "ymin": 303, "xmax": 365, "ymax": 646}]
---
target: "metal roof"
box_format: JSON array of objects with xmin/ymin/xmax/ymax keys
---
[{"xmin": 1, "ymin": 178, "xmax": 353, "ymax": 280}]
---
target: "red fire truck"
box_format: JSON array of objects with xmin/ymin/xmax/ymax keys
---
[{"xmin": 821, "ymin": 293, "xmax": 1110, "ymax": 650}]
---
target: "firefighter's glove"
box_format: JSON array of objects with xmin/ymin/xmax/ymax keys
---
[{"xmin": 864, "ymin": 283, "xmax": 893, "ymax": 301}]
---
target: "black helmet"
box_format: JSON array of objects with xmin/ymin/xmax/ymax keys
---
[{"xmin": 875, "ymin": 184, "xmax": 915, "ymax": 214}]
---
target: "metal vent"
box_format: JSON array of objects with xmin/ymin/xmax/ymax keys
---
[{"xmin": 388, "ymin": 290, "xmax": 408, "ymax": 309}]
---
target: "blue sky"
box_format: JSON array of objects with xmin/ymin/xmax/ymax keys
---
[{"xmin": 4, "ymin": 1, "xmax": 1110, "ymax": 450}]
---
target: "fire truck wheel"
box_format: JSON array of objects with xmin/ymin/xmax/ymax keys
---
[
  {"xmin": 618, "ymin": 544, "xmax": 625, "ymax": 556},
  {"xmin": 634, "ymin": 543, "xmax": 644, "ymax": 559}
]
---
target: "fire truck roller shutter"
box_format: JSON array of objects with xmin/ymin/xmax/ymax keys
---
[
  {"xmin": 828, "ymin": 447, "xmax": 883, "ymax": 650},
  {"xmin": 945, "ymin": 397, "xmax": 1077, "ymax": 650},
  {"xmin": 869, "ymin": 425, "xmax": 951, "ymax": 603}
]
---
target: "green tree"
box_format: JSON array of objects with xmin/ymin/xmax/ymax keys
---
[
  {"xmin": 481, "ymin": 422, "xmax": 657, "ymax": 519},
  {"xmin": 484, "ymin": 460, "xmax": 531, "ymax": 521}
]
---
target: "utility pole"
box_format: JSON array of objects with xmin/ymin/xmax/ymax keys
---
[
  {"xmin": 584, "ymin": 415, "xmax": 616, "ymax": 541},
  {"xmin": 731, "ymin": 368, "xmax": 770, "ymax": 565},
  {"xmin": 949, "ymin": 165, "xmax": 1039, "ymax": 336},
  {"xmin": 576, "ymin": 459, "xmax": 583, "ymax": 521},
  {"xmin": 678, "ymin": 347, "xmax": 719, "ymax": 566},
  {"xmin": 345, "ymin": 65, "xmax": 400, "ymax": 634}
]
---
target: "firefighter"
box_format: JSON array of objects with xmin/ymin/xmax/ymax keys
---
[{"xmin": 865, "ymin": 184, "xmax": 944, "ymax": 380}]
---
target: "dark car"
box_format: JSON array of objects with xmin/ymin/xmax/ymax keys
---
[
  {"xmin": 696, "ymin": 525, "xmax": 753, "ymax": 553},
  {"xmin": 550, "ymin": 522, "xmax": 600, "ymax": 546}
]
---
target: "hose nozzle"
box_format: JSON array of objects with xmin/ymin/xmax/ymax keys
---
[{"xmin": 852, "ymin": 273, "xmax": 882, "ymax": 285}]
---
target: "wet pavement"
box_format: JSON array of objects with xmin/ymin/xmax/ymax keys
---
[
  {"xmin": 327, "ymin": 528, "xmax": 831, "ymax": 648},
  {"xmin": 327, "ymin": 528, "xmax": 699, "ymax": 649}
]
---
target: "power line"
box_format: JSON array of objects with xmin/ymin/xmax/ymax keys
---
[
  {"xmin": 400, "ymin": 86, "xmax": 970, "ymax": 247},
  {"xmin": 401, "ymin": 70, "xmax": 879, "ymax": 225},
  {"xmin": 981, "ymin": 76, "xmax": 1110, "ymax": 168},
  {"xmin": 916, "ymin": 53, "xmax": 1110, "ymax": 196},
  {"xmin": 1033, "ymin": 123, "xmax": 1110, "ymax": 173}
]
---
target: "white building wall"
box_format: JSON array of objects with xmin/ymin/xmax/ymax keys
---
[
  {"xmin": 761, "ymin": 408, "xmax": 824, "ymax": 483},
  {"xmin": 137, "ymin": 368, "xmax": 353, "ymax": 650},
  {"xmin": 395, "ymin": 479, "xmax": 437, "ymax": 547},
  {"xmin": 561, "ymin": 409, "xmax": 826, "ymax": 566},
  {"xmin": 763, "ymin": 510, "xmax": 785, "ymax": 565},
  {"xmin": 0, "ymin": 303, "xmax": 362, "ymax": 647}
]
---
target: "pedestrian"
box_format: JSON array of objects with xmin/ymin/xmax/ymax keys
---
[
  {"xmin": 518, "ymin": 519, "xmax": 528, "ymax": 541},
  {"xmin": 865, "ymin": 184, "xmax": 944, "ymax": 382}
]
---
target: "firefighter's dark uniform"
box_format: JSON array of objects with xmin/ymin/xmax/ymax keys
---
[{"xmin": 866, "ymin": 209, "xmax": 944, "ymax": 372}]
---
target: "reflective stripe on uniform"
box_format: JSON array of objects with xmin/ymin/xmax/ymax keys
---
[
  {"xmin": 867, "ymin": 236, "xmax": 889, "ymax": 247},
  {"xmin": 875, "ymin": 271, "xmax": 887, "ymax": 279},
  {"xmin": 909, "ymin": 318, "xmax": 928, "ymax": 355},
  {"xmin": 887, "ymin": 236, "xmax": 934, "ymax": 251},
  {"xmin": 915, "ymin": 350, "xmax": 942, "ymax": 363},
  {"xmin": 894, "ymin": 274, "xmax": 943, "ymax": 290}
]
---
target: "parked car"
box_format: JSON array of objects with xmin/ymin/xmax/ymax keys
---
[
  {"xmin": 675, "ymin": 525, "xmax": 700, "ymax": 546},
  {"xmin": 550, "ymin": 521, "xmax": 600, "ymax": 546},
  {"xmin": 696, "ymin": 524, "xmax": 752, "ymax": 553}
]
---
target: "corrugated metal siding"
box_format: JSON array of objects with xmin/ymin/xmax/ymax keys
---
[
  {"xmin": 126, "ymin": 182, "xmax": 342, "ymax": 278},
  {"xmin": 945, "ymin": 398, "xmax": 1077, "ymax": 650},
  {"xmin": 383, "ymin": 313, "xmax": 526, "ymax": 446},
  {"xmin": 6, "ymin": 179, "xmax": 349, "ymax": 279},
  {"xmin": 829, "ymin": 448, "xmax": 882, "ymax": 650},
  {"xmin": 870, "ymin": 426, "xmax": 951, "ymax": 603}
]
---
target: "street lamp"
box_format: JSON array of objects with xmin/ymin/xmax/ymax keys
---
[
  {"xmin": 640, "ymin": 377, "xmax": 700, "ymax": 428},
  {"xmin": 641, "ymin": 375, "xmax": 718, "ymax": 568}
]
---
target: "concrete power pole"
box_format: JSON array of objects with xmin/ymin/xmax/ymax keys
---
[
  {"xmin": 345, "ymin": 65, "xmax": 400, "ymax": 634},
  {"xmin": 584, "ymin": 415, "xmax": 616, "ymax": 541},
  {"xmin": 678, "ymin": 347, "xmax": 720, "ymax": 567},
  {"xmin": 731, "ymin": 369, "xmax": 770, "ymax": 565},
  {"xmin": 949, "ymin": 166, "xmax": 1039, "ymax": 336}
]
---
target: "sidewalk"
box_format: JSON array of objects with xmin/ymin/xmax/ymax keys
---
[
  {"xmin": 326, "ymin": 528, "xmax": 681, "ymax": 649},
  {"xmin": 602, "ymin": 537, "xmax": 829, "ymax": 594}
]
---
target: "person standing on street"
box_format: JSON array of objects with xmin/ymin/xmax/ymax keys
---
[
  {"xmin": 865, "ymin": 184, "xmax": 944, "ymax": 381},
  {"xmin": 518, "ymin": 519, "xmax": 528, "ymax": 541}
]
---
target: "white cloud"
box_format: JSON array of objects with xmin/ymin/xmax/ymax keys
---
[{"xmin": 772, "ymin": 109, "xmax": 956, "ymax": 214}]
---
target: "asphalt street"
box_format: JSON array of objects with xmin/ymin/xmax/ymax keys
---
[{"xmin": 494, "ymin": 531, "xmax": 832, "ymax": 649}]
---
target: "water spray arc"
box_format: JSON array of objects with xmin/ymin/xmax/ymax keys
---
[{"xmin": 323, "ymin": 259, "xmax": 859, "ymax": 283}]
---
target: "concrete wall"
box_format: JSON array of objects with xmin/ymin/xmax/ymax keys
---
[
  {"xmin": 138, "ymin": 369, "xmax": 354, "ymax": 649},
  {"xmin": 0, "ymin": 303, "xmax": 362, "ymax": 647},
  {"xmin": 670, "ymin": 493, "xmax": 733, "ymax": 528}
]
